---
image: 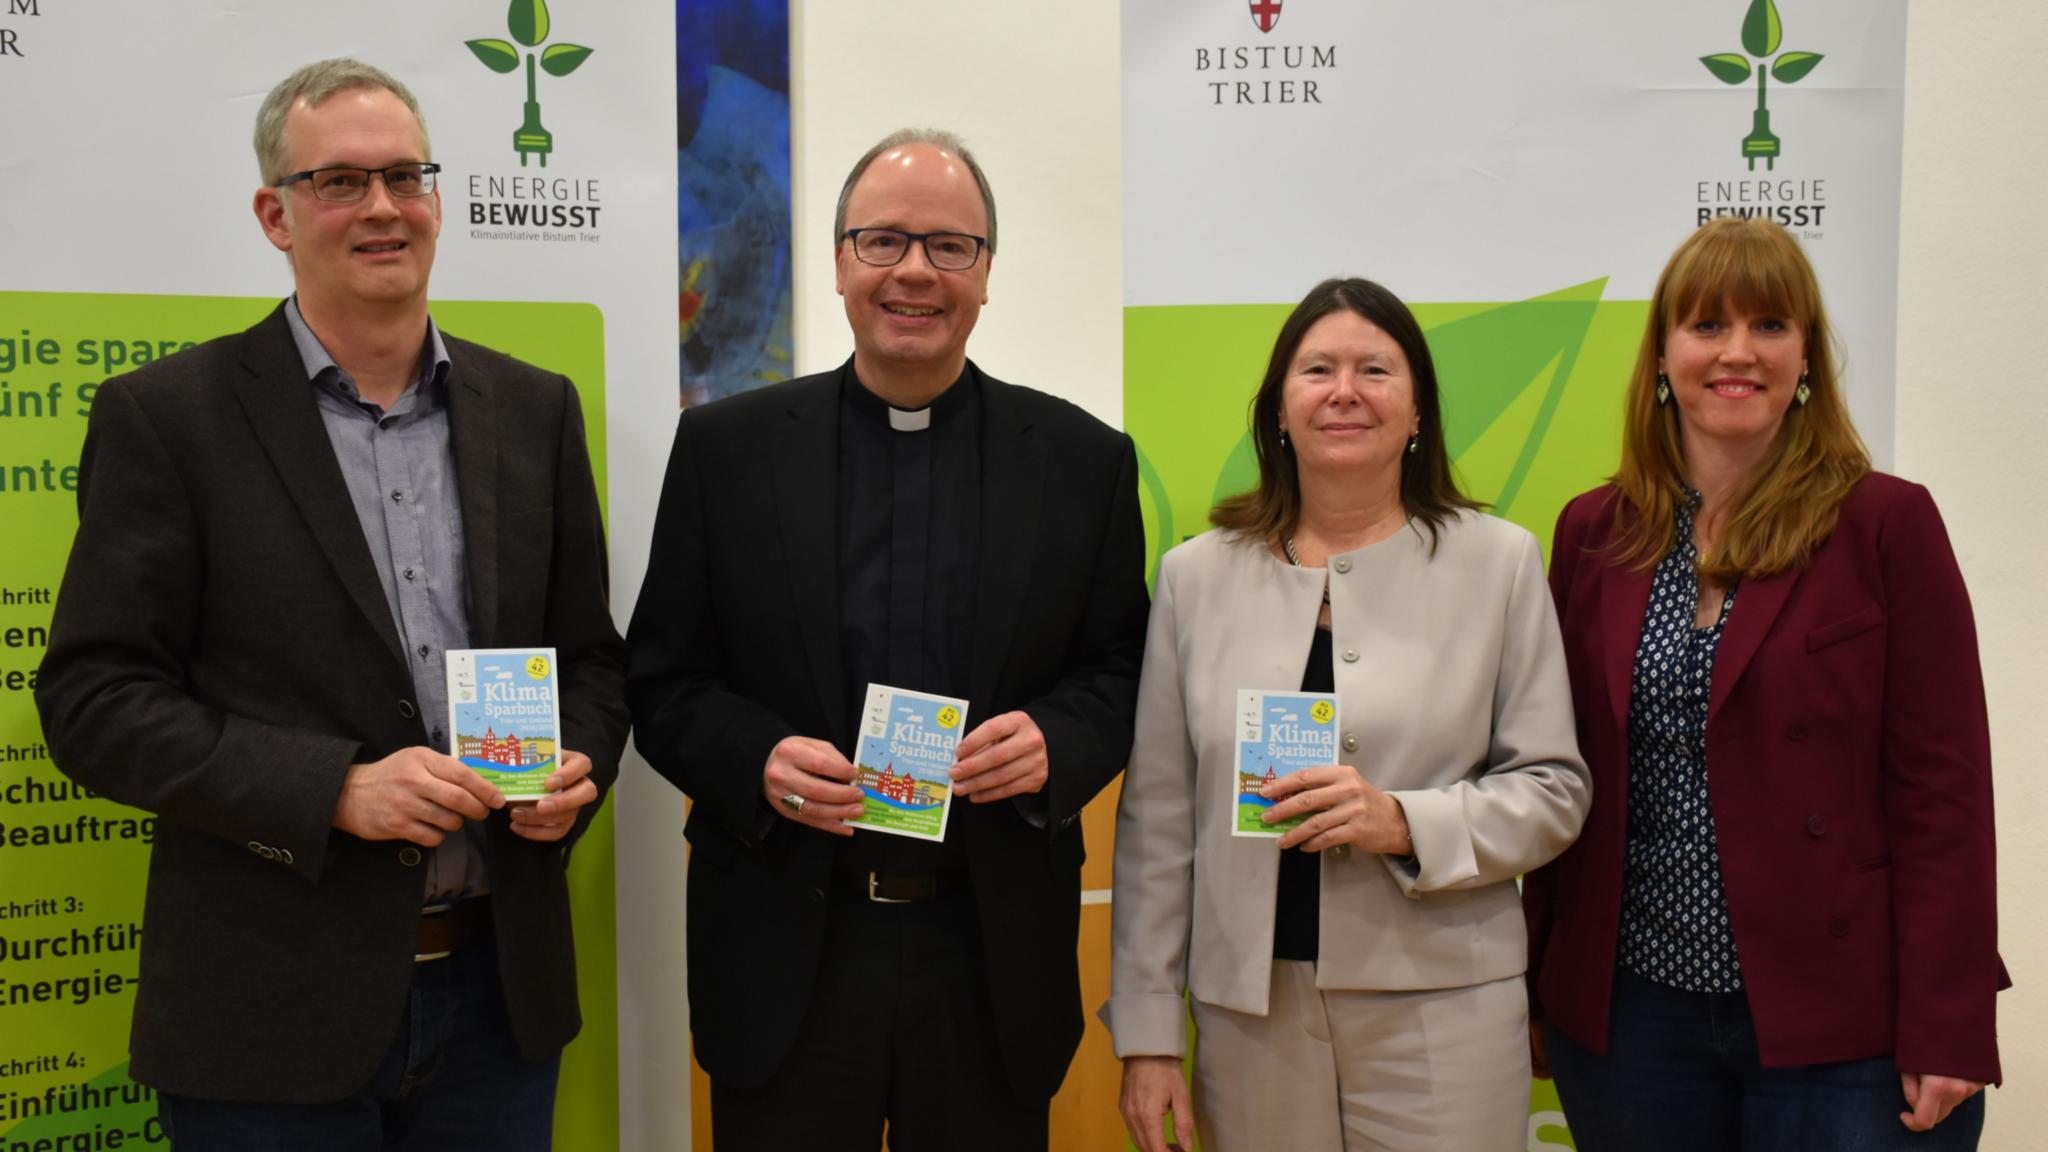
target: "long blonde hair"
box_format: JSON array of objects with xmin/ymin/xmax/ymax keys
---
[{"xmin": 1609, "ymin": 218, "xmax": 1870, "ymax": 580}]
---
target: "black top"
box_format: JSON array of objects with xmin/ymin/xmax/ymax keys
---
[
  {"xmin": 1273, "ymin": 625, "xmax": 1333, "ymax": 961},
  {"xmin": 1619, "ymin": 490, "xmax": 1743, "ymax": 991},
  {"xmin": 835, "ymin": 364, "xmax": 981, "ymax": 873}
]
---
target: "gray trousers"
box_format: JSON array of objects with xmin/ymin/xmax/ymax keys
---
[{"xmin": 1190, "ymin": 961, "xmax": 1531, "ymax": 1152}]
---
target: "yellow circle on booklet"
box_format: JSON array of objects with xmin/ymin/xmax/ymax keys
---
[
  {"xmin": 1310, "ymin": 700, "xmax": 1334, "ymax": 724},
  {"xmin": 525, "ymin": 655, "xmax": 551, "ymax": 680},
  {"xmin": 936, "ymin": 705, "xmax": 962, "ymax": 730}
]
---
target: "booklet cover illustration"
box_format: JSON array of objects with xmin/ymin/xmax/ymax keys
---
[
  {"xmin": 849, "ymin": 684, "xmax": 968, "ymax": 841},
  {"xmin": 1233, "ymin": 689, "xmax": 1340, "ymax": 837},
  {"xmin": 447, "ymin": 648, "xmax": 561, "ymax": 802}
]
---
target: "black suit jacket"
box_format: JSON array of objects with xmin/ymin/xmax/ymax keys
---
[
  {"xmin": 626, "ymin": 363, "xmax": 1148, "ymax": 1101},
  {"xmin": 35, "ymin": 303, "xmax": 629, "ymax": 1102}
]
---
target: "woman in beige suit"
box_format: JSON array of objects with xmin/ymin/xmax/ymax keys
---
[{"xmin": 1104, "ymin": 278, "xmax": 1590, "ymax": 1152}]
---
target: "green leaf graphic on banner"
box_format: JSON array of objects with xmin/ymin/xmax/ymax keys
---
[
  {"xmin": 1741, "ymin": 0, "xmax": 1783, "ymax": 58},
  {"xmin": 466, "ymin": 38, "xmax": 521, "ymax": 73},
  {"xmin": 1772, "ymin": 51, "xmax": 1824, "ymax": 83},
  {"xmin": 1207, "ymin": 432, "xmax": 1262, "ymax": 526},
  {"xmin": 541, "ymin": 43, "xmax": 595, "ymax": 77},
  {"xmin": 1426, "ymin": 278, "xmax": 1605, "ymax": 514},
  {"xmin": 1133, "ymin": 445, "xmax": 1177, "ymax": 590},
  {"xmin": 1700, "ymin": 53, "xmax": 1753, "ymax": 85},
  {"xmin": 508, "ymin": 0, "xmax": 551, "ymax": 48}
]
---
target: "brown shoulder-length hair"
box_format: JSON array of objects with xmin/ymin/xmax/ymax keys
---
[
  {"xmin": 1611, "ymin": 217, "xmax": 1870, "ymax": 581},
  {"xmin": 1211, "ymin": 277, "xmax": 1480, "ymax": 552}
]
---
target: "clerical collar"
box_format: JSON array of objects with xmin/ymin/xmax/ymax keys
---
[{"xmin": 841, "ymin": 359, "xmax": 977, "ymax": 432}]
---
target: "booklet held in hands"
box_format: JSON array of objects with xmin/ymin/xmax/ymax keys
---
[
  {"xmin": 1233, "ymin": 689, "xmax": 1340, "ymax": 837},
  {"xmin": 447, "ymin": 648, "xmax": 562, "ymax": 802},
  {"xmin": 849, "ymin": 684, "xmax": 968, "ymax": 841}
]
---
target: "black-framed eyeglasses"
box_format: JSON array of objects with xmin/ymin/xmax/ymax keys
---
[
  {"xmin": 842, "ymin": 227, "xmax": 987, "ymax": 272},
  {"xmin": 276, "ymin": 163, "xmax": 442, "ymax": 203}
]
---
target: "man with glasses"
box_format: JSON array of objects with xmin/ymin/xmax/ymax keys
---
[
  {"xmin": 629, "ymin": 129, "xmax": 1148, "ymax": 1150},
  {"xmin": 36, "ymin": 59, "xmax": 626, "ymax": 1149}
]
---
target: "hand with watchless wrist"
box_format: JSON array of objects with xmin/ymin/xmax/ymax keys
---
[
  {"xmin": 334, "ymin": 746, "xmax": 503, "ymax": 847},
  {"xmin": 760, "ymin": 735, "xmax": 864, "ymax": 836},
  {"xmin": 950, "ymin": 710, "xmax": 1050, "ymax": 802},
  {"xmin": 1119, "ymin": 1055, "xmax": 1195, "ymax": 1152},
  {"xmin": 1900, "ymin": 1072, "xmax": 1983, "ymax": 1132},
  {"xmin": 508, "ymin": 750, "xmax": 599, "ymax": 842},
  {"xmin": 1262, "ymin": 764, "xmax": 1412, "ymax": 855}
]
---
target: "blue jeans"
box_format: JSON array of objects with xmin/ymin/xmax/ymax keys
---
[
  {"xmin": 1546, "ymin": 967, "xmax": 1983, "ymax": 1152},
  {"xmin": 158, "ymin": 933, "xmax": 560, "ymax": 1151}
]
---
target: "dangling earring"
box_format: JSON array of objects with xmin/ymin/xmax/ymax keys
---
[
  {"xmin": 1794, "ymin": 373, "xmax": 1811, "ymax": 407},
  {"xmin": 1406, "ymin": 431, "xmax": 1420, "ymax": 455},
  {"xmin": 1277, "ymin": 421, "xmax": 1290, "ymax": 449},
  {"xmin": 1656, "ymin": 373, "xmax": 1672, "ymax": 406}
]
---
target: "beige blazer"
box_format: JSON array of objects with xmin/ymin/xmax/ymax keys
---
[{"xmin": 1102, "ymin": 513, "xmax": 1589, "ymax": 1058}]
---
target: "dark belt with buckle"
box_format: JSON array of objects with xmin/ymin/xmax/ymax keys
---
[
  {"xmin": 416, "ymin": 897, "xmax": 492, "ymax": 962},
  {"xmin": 831, "ymin": 869, "xmax": 966, "ymax": 904}
]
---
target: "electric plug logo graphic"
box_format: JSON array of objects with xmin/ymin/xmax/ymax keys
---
[
  {"xmin": 466, "ymin": 0, "xmax": 594, "ymax": 167},
  {"xmin": 1700, "ymin": 0, "xmax": 1823, "ymax": 170}
]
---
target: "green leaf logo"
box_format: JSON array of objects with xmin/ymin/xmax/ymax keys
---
[
  {"xmin": 1709, "ymin": 0, "xmax": 1825, "ymax": 171},
  {"xmin": 540, "ymin": 43, "xmax": 594, "ymax": 78},
  {"xmin": 1700, "ymin": 53, "xmax": 1753, "ymax": 85},
  {"xmin": 466, "ymin": 39, "xmax": 521, "ymax": 74},
  {"xmin": 508, "ymin": 0, "xmax": 551, "ymax": 48},
  {"xmin": 466, "ymin": 0, "xmax": 594, "ymax": 166},
  {"xmin": 1772, "ymin": 51, "xmax": 1824, "ymax": 83},
  {"xmin": 1741, "ymin": 0, "xmax": 1783, "ymax": 57}
]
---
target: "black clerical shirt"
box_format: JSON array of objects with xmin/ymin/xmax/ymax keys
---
[{"xmin": 835, "ymin": 363, "xmax": 981, "ymax": 874}]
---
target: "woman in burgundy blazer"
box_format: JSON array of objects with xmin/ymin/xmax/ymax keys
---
[{"xmin": 1522, "ymin": 218, "xmax": 2003, "ymax": 1151}]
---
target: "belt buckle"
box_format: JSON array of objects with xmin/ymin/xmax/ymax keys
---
[
  {"xmin": 866, "ymin": 871, "xmax": 912, "ymax": 904},
  {"xmin": 415, "ymin": 901, "xmax": 454, "ymax": 963}
]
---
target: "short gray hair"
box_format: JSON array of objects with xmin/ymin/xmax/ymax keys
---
[
  {"xmin": 833, "ymin": 128, "xmax": 998, "ymax": 255},
  {"xmin": 254, "ymin": 58, "xmax": 431, "ymax": 186}
]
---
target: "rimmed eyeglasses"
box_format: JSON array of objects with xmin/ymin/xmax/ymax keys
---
[
  {"xmin": 842, "ymin": 227, "xmax": 987, "ymax": 272},
  {"xmin": 276, "ymin": 163, "xmax": 443, "ymax": 203}
]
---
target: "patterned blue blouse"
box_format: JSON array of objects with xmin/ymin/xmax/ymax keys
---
[{"xmin": 1617, "ymin": 492, "xmax": 1744, "ymax": 993}]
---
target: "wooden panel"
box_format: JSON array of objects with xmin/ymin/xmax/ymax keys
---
[
  {"xmin": 1081, "ymin": 774, "xmax": 1123, "ymax": 893},
  {"xmin": 690, "ymin": 1050, "xmax": 713, "ymax": 1149},
  {"xmin": 1048, "ymin": 901, "xmax": 1131, "ymax": 1151}
]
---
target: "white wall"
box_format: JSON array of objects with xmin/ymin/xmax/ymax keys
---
[
  {"xmin": 1897, "ymin": 3, "xmax": 2048, "ymax": 1147},
  {"xmin": 616, "ymin": 1, "xmax": 2048, "ymax": 1146},
  {"xmin": 787, "ymin": 4, "xmax": 1126, "ymax": 419}
]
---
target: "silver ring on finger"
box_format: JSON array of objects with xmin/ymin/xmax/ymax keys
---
[{"xmin": 780, "ymin": 792, "xmax": 806, "ymax": 815}]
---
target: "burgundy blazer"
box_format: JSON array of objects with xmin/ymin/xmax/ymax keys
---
[{"xmin": 1523, "ymin": 474, "xmax": 2003, "ymax": 1083}]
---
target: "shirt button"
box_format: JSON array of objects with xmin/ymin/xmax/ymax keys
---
[
  {"xmin": 403, "ymin": 568, "xmax": 416, "ymax": 581},
  {"xmin": 398, "ymin": 699, "xmax": 417, "ymax": 719},
  {"xmin": 1827, "ymin": 917, "xmax": 1850, "ymax": 938},
  {"xmin": 432, "ymin": 728, "xmax": 445, "ymax": 745},
  {"xmin": 390, "ymin": 490, "xmax": 404, "ymax": 503},
  {"xmin": 1333, "ymin": 558, "xmax": 1353, "ymax": 574},
  {"xmin": 418, "ymin": 644, "xmax": 431, "ymax": 658},
  {"xmin": 1786, "ymin": 722, "xmax": 1808, "ymax": 741},
  {"xmin": 399, "ymin": 846, "xmax": 423, "ymax": 867},
  {"xmin": 1806, "ymin": 815, "xmax": 1826, "ymax": 837},
  {"xmin": 1342, "ymin": 733, "xmax": 1359, "ymax": 752},
  {"xmin": 1342, "ymin": 649, "xmax": 1359, "ymax": 663}
]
